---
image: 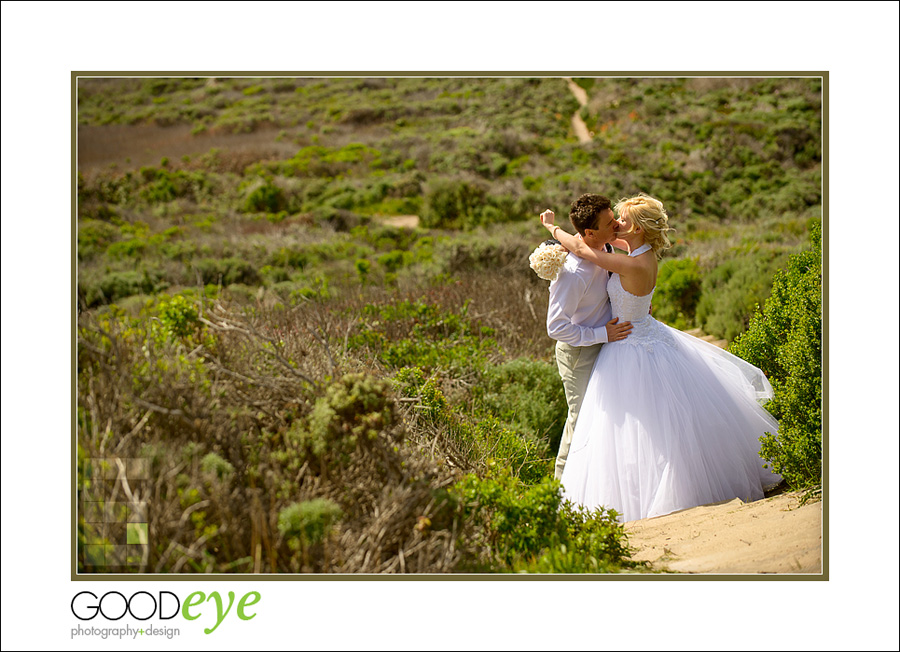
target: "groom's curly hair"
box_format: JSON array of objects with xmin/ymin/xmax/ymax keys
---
[{"xmin": 569, "ymin": 194, "xmax": 612, "ymax": 235}]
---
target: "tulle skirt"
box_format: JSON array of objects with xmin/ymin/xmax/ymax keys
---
[{"xmin": 560, "ymin": 319, "xmax": 782, "ymax": 523}]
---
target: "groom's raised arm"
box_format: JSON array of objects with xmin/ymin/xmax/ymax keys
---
[{"xmin": 547, "ymin": 273, "xmax": 610, "ymax": 346}]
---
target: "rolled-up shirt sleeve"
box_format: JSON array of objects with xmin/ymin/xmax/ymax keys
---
[{"xmin": 547, "ymin": 273, "xmax": 609, "ymax": 346}]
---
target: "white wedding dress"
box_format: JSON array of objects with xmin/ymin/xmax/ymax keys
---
[{"xmin": 560, "ymin": 247, "xmax": 782, "ymax": 523}]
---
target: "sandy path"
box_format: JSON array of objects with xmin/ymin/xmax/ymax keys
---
[
  {"xmin": 377, "ymin": 215, "xmax": 420, "ymax": 229},
  {"xmin": 563, "ymin": 78, "xmax": 592, "ymax": 143},
  {"xmin": 684, "ymin": 327, "xmax": 729, "ymax": 349},
  {"xmin": 624, "ymin": 490, "xmax": 822, "ymax": 574}
]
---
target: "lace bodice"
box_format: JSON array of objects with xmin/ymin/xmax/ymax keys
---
[{"xmin": 608, "ymin": 273, "xmax": 675, "ymax": 352}]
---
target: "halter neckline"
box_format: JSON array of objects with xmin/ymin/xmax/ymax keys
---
[{"xmin": 628, "ymin": 243, "xmax": 653, "ymax": 257}]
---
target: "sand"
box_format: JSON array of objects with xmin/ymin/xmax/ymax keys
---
[{"xmin": 624, "ymin": 490, "xmax": 823, "ymax": 574}]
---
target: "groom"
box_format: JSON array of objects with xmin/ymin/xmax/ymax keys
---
[{"xmin": 545, "ymin": 194, "xmax": 631, "ymax": 480}]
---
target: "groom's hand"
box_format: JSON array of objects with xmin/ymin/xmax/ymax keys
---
[{"xmin": 606, "ymin": 317, "xmax": 633, "ymax": 342}]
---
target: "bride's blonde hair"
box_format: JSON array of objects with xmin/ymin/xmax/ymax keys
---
[{"xmin": 615, "ymin": 194, "xmax": 673, "ymax": 258}]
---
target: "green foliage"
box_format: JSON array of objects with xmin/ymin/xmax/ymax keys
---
[
  {"xmin": 354, "ymin": 258, "xmax": 371, "ymax": 283},
  {"xmin": 79, "ymin": 219, "xmax": 121, "ymax": 260},
  {"xmin": 81, "ymin": 269, "xmax": 165, "ymax": 307},
  {"xmin": 422, "ymin": 179, "xmax": 522, "ymax": 230},
  {"xmin": 301, "ymin": 373, "xmax": 402, "ymax": 466},
  {"xmin": 137, "ymin": 166, "xmax": 216, "ymax": 204},
  {"xmin": 243, "ymin": 180, "xmax": 286, "ymax": 213},
  {"xmin": 393, "ymin": 367, "xmax": 447, "ymax": 422},
  {"xmin": 277, "ymin": 499, "xmax": 343, "ymax": 546},
  {"xmin": 731, "ymin": 220, "xmax": 822, "ymax": 488},
  {"xmin": 451, "ymin": 469, "xmax": 633, "ymax": 572},
  {"xmin": 192, "ymin": 257, "xmax": 260, "ymax": 286},
  {"xmin": 377, "ymin": 249, "xmax": 413, "ymax": 273},
  {"xmin": 200, "ymin": 452, "xmax": 234, "ymax": 480},
  {"xmin": 394, "ymin": 366, "xmax": 551, "ymax": 484},
  {"xmin": 157, "ymin": 294, "xmax": 200, "ymax": 340},
  {"xmin": 514, "ymin": 501, "xmax": 634, "ymax": 573},
  {"xmin": 348, "ymin": 299, "xmax": 501, "ymax": 374},
  {"xmin": 474, "ymin": 358, "xmax": 567, "ymax": 453},
  {"xmin": 696, "ymin": 249, "xmax": 790, "ymax": 341},
  {"xmin": 422, "ymin": 178, "xmax": 489, "ymax": 229},
  {"xmin": 653, "ymin": 257, "xmax": 703, "ymax": 329}
]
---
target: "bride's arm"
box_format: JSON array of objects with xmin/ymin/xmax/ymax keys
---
[
  {"xmin": 540, "ymin": 210, "xmax": 636, "ymax": 276},
  {"xmin": 610, "ymin": 237, "xmax": 631, "ymax": 251}
]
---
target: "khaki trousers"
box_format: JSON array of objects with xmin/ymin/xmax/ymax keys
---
[{"xmin": 554, "ymin": 340, "xmax": 603, "ymax": 480}]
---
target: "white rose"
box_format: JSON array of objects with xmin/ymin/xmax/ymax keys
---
[{"xmin": 529, "ymin": 243, "xmax": 568, "ymax": 282}]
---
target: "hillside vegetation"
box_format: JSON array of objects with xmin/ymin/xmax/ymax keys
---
[{"xmin": 76, "ymin": 76, "xmax": 822, "ymax": 573}]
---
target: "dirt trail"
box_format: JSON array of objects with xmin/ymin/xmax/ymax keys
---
[
  {"xmin": 563, "ymin": 78, "xmax": 592, "ymax": 143},
  {"xmin": 625, "ymin": 490, "xmax": 822, "ymax": 574},
  {"xmin": 378, "ymin": 215, "xmax": 420, "ymax": 229},
  {"xmin": 684, "ymin": 327, "xmax": 729, "ymax": 349}
]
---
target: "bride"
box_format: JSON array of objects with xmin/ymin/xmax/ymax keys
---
[{"xmin": 540, "ymin": 194, "xmax": 781, "ymax": 522}]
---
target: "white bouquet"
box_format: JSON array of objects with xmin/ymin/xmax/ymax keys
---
[{"xmin": 529, "ymin": 241, "xmax": 568, "ymax": 281}]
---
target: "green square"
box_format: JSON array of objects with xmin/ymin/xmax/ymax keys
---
[
  {"xmin": 84, "ymin": 523, "xmax": 107, "ymax": 545},
  {"xmin": 85, "ymin": 544, "xmax": 106, "ymax": 566},
  {"xmin": 126, "ymin": 522, "xmax": 148, "ymax": 545}
]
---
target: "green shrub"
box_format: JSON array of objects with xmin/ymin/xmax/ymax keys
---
[
  {"xmin": 653, "ymin": 257, "xmax": 703, "ymax": 329},
  {"xmin": 192, "ymin": 257, "xmax": 260, "ymax": 286},
  {"xmin": 300, "ymin": 373, "xmax": 402, "ymax": 468},
  {"xmin": 451, "ymin": 470, "xmax": 633, "ymax": 572},
  {"xmin": 354, "ymin": 258, "xmax": 371, "ymax": 283},
  {"xmin": 696, "ymin": 250, "xmax": 789, "ymax": 341},
  {"xmin": 474, "ymin": 359, "xmax": 567, "ymax": 453},
  {"xmin": 394, "ymin": 367, "xmax": 550, "ymax": 484},
  {"xmin": 348, "ymin": 300, "xmax": 501, "ymax": 375},
  {"xmin": 277, "ymin": 499, "xmax": 343, "ymax": 547},
  {"xmin": 106, "ymin": 237, "xmax": 147, "ymax": 260},
  {"xmin": 422, "ymin": 178, "xmax": 515, "ymax": 229},
  {"xmin": 78, "ymin": 219, "xmax": 120, "ymax": 260},
  {"xmin": 158, "ymin": 294, "xmax": 201, "ymax": 340},
  {"xmin": 730, "ymin": 220, "xmax": 821, "ymax": 488},
  {"xmin": 82, "ymin": 269, "xmax": 164, "ymax": 307},
  {"xmin": 200, "ymin": 452, "xmax": 234, "ymax": 480},
  {"xmin": 243, "ymin": 180, "xmax": 286, "ymax": 213},
  {"xmin": 377, "ymin": 249, "xmax": 412, "ymax": 273}
]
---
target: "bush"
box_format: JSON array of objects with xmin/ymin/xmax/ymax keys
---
[
  {"xmin": 451, "ymin": 469, "xmax": 634, "ymax": 572},
  {"xmin": 243, "ymin": 180, "xmax": 286, "ymax": 213},
  {"xmin": 192, "ymin": 257, "xmax": 260, "ymax": 286},
  {"xmin": 200, "ymin": 452, "xmax": 234, "ymax": 480},
  {"xmin": 158, "ymin": 294, "xmax": 201, "ymax": 340},
  {"xmin": 81, "ymin": 269, "xmax": 164, "ymax": 307},
  {"xmin": 394, "ymin": 366, "xmax": 551, "ymax": 484},
  {"xmin": 299, "ymin": 373, "xmax": 404, "ymax": 473},
  {"xmin": 278, "ymin": 499, "xmax": 343, "ymax": 547},
  {"xmin": 696, "ymin": 250, "xmax": 789, "ymax": 341},
  {"xmin": 654, "ymin": 257, "xmax": 703, "ymax": 329},
  {"xmin": 422, "ymin": 179, "xmax": 520, "ymax": 229},
  {"xmin": 79, "ymin": 219, "xmax": 120, "ymax": 260},
  {"xmin": 474, "ymin": 358, "xmax": 567, "ymax": 453},
  {"xmin": 730, "ymin": 220, "xmax": 821, "ymax": 488}
]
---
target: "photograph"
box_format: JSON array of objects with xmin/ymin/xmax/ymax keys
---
[
  {"xmin": 74, "ymin": 73, "xmax": 824, "ymax": 577},
  {"xmin": 3, "ymin": 2, "xmax": 898, "ymax": 649}
]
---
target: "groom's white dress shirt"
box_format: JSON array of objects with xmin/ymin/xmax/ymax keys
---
[{"xmin": 547, "ymin": 252, "xmax": 613, "ymax": 346}]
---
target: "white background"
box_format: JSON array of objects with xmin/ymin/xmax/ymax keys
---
[{"xmin": 2, "ymin": 1, "xmax": 898, "ymax": 650}]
